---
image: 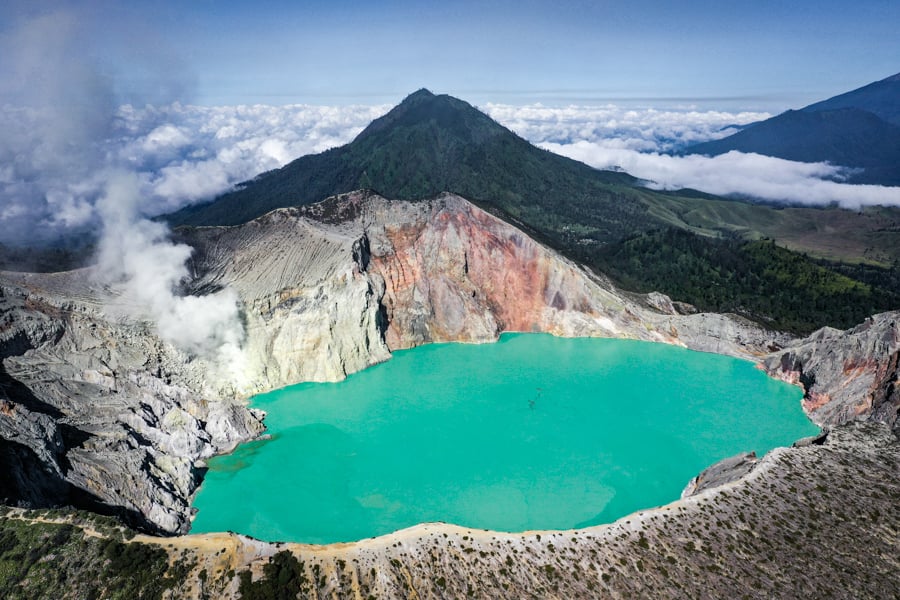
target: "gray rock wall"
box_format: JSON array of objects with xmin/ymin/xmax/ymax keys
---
[
  {"xmin": 0, "ymin": 279, "xmax": 264, "ymax": 532},
  {"xmin": 763, "ymin": 313, "xmax": 900, "ymax": 432}
]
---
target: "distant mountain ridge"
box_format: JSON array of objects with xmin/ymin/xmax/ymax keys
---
[
  {"xmin": 686, "ymin": 72, "xmax": 900, "ymax": 185},
  {"xmin": 802, "ymin": 72, "xmax": 900, "ymax": 124}
]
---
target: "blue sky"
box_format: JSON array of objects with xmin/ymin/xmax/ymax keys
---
[
  {"xmin": 1, "ymin": 0, "xmax": 899, "ymax": 244},
  {"xmin": 3, "ymin": 0, "xmax": 899, "ymax": 110}
]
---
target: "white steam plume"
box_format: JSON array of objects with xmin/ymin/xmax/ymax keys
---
[
  {"xmin": 0, "ymin": 10, "xmax": 113, "ymax": 244},
  {"xmin": 0, "ymin": 8, "xmax": 248, "ymax": 384},
  {"xmin": 94, "ymin": 172, "xmax": 247, "ymax": 385}
]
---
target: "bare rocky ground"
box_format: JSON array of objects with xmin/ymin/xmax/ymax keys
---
[{"xmin": 0, "ymin": 191, "xmax": 898, "ymax": 598}]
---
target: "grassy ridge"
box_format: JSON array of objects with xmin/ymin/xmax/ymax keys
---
[{"xmin": 641, "ymin": 192, "xmax": 900, "ymax": 266}]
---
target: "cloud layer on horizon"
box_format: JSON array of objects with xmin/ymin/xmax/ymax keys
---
[
  {"xmin": 541, "ymin": 141, "xmax": 900, "ymax": 209},
  {"xmin": 116, "ymin": 102, "xmax": 390, "ymax": 213},
  {"xmin": 483, "ymin": 103, "xmax": 770, "ymax": 152},
  {"xmin": 3, "ymin": 96, "xmax": 900, "ymax": 245},
  {"xmin": 0, "ymin": 100, "xmax": 389, "ymax": 245}
]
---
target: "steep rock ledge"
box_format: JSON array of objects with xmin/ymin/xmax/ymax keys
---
[
  {"xmin": 184, "ymin": 206, "xmax": 391, "ymax": 390},
  {"xmin": 680, "ymin": 451, "xmax": 758, "ymax": 498},
  {"xmin": 763, "ymin": 313, "xmax": 900, "ymax": 432},
  {"xmin": 186, "ymin": 190, "xmax": 791, "ymax": 396},
  {"xmin": 0, "ymin": 280, "xmax": 265, "ymax": 533}
]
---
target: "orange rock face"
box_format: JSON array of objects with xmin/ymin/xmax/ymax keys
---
[
  {"xmin": 367, "ymin": 197, "xmax": 616, "ymax": 350},
  {"xmin": 802, "ymin": 392, "xmax": 832, "ymax": 413}
]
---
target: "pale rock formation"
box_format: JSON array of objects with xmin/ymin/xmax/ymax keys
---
[{"xmin": 0, "ymin": 278, "xmax": 264, "ymax": 532}]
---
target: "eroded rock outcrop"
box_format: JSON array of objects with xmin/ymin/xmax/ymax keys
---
[
  {"xmin": 763, "ymin": 313, "xmax": 900, "ymax": 432},
  {"xmin": 0, "ymin": 279, "xmax": 265, "ymax": 533},
  {"xmin": 680, "ymin": 451, "xmax": 758, "ymax": 498}
]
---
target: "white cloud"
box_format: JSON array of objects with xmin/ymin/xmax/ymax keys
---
[
  {"xmin": 141, "ymin": 124, "xmax": 191, "ymax": 153},
  {"xmin": 0, "ymin": 11, "xmax": 114, "ymax": 245},
  {"xmin": 483, "ymin": 103, "xmax": 770, "ymax": 151},
  {"xmin": 540, "ymin": 142, "xmax": 900, "ymax": 208},
  {"xmin": 485, "ymin": 103, "xmax": 900, "ymax": 207},
  {"xmin": 0, "ymin": 97, "xmax": 389, "ymax": 243},
  {"xmin": 114, "ymin": 102, "xmax": 389, "ymax": 214},
  {"xmin": 0, "ymin": 9, "xmax": 389, "ymax": 245}
]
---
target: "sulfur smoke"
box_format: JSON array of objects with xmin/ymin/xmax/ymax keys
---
[
  {"xmin": 0, "ymin": 8, "xmax": 248, "ymax": 383},
  {"xmin": 94, "ymin": 172, "xmax": 247, "ymax": 385}
]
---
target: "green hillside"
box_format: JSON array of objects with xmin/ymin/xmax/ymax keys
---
[
  {"xmin": 637, "ymin": 191, "xmax": 900, "ymax": 267},
  {"xmin": 596, "ymin": 229, "xmax": 899, "ymax": 334}
]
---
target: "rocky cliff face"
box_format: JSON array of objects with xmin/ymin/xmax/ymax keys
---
[
  {"xmin": 183, "ymin": 203, "xmax": 391, "ymax": 390},
  {"xmin": 0, "ymin": 278, "xmax": 265, "ymax": 533},
  {"xmin": 763, "ymin": 313, "xmax": 900, "ymax": 432},
  {"xmin": 1, "ymin": 190, "xmax": 895, "ymax": 536},
  {"xmin": 186, "ymin": 190, "xmax": 789, "ymax": 394}
]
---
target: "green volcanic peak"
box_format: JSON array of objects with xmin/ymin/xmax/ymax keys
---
[
  {"xmin": 354, "ymin": 88, "xmax": 502, "ymax": 144},
  {"xmin": 168, "ymin": 88, "xmax": 645, "ymax": 240}
]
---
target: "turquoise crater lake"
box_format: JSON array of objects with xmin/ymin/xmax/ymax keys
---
[{"xmin": 191, "ymin": 334, "xmax": 817, "ymax": 544}]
